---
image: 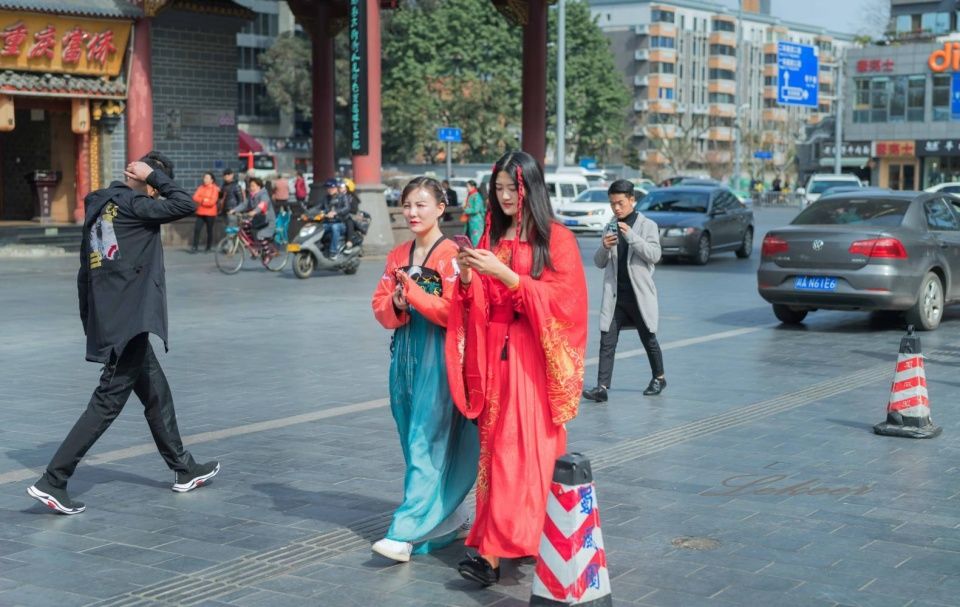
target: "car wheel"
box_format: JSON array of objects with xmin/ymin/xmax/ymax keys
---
[
  {"xmin": 692, "ymin": 233, "xmax": 711, "ymax": 265},
  {"xmin": 735, "ymin": 228, "xmax": 753, "ymax": 259},
  {"xmin": 772, "ymin": 304, "xmax": 808, "ymax": 324},
  {"xmin": 905, "ymin": 272, "xmax": 943, "ymax": 331}
]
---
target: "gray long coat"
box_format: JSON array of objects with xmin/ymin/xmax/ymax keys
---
[{"xmin": 594, "ymin": 212, "xmax": 661, "ymax": 333}]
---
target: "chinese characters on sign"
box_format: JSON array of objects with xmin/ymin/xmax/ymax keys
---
[
  {"xmin": 855, "ymin": 59, "xmax": 894, "ymax": 73},
  {"xmin": 916, "ymin": 139, "xmax": 960, "ymax": 157},
  {"xmin": 874, "ymin": 141, "xmax": 915, "ymax": 158},
  {"xmin": 348, "ymin": 0, "xmax": 368, "ymax": 155},
  {"xmin": 821, "ymin": 142, "xmax": 871, "ymax": 158},
  {"xmin": 0, "ymin": 12, "xmax": 130, "ymax": 76}
]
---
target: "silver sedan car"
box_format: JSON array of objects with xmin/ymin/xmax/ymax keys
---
[{"xmin": 757, "ymin": 191, "xmax": 960, "ymax": 330}]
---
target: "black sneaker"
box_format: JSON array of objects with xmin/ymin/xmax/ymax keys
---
[
  {"xmin": 457, "ymin": 555, "xmax": 500, "ymax": 587},
  {"xmin": 27, "ymin": 477, "xmax": 85, "ymax": 515},
  {"xmin": 172, "ymin": 461, "xmax": 220, "ymax": 493},
  {"xmin": 644, "ymin": 377, "xmax": 667, "ymax": 396},
  {"xmin": 582, "ymin": 386, "xmax": 608, "ymax": 402}
]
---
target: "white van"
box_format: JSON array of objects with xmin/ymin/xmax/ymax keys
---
[
  {"xmin": 801, "ymin": 174, "xmax": 863, "ymax": 206},
  {"xmin": 544, "ymin": 173, "xmax": 590, "ymax": 211}
]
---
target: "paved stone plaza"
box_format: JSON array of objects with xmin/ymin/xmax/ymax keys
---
[{"xmin": 1, "ymin": 207, "xmax": 959, "ymax": 607}]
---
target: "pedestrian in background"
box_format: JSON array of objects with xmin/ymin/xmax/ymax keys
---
[
  {"xmin": 442, "ymin": 179, "xmax": 458, "ymax": 207},
  {"xmin": 447, "ymin": 151, "xmax": 587, "ymax": 586},
  {"xmin": 294, "ymin": 170, "xmax": 308, "ymax": 204},
  {"xmin": 220, "ymin": 168, "xmax": 244, "ymax": 215},
  {"xmin": 271, "ymin": 172, "xmax": 290, "ymax": 209},
  {"xmin": 582, "ymin": 179, "xmax": 666, "ymax": 403},
  {"xmin": 370, "ymin": 176, "xmax": 479, "ymax": 563},
  {"xmin": 231, "ymin": 177, "xmax": 276, "ymax": 253},
  {"xmin": 462, "ymin": 179, "xmax": 485, "ymax": 246},
  {"xmin": 27, "ymin": 152, "xmax": 220, "ymax": 515},
  {"xmin": 190, "ymin": 171, "xmax": 219, "ymax": 253}
]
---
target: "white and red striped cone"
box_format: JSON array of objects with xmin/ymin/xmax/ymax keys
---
[
  {"xmin": 874, "ymin": 326, "xmax": 941, "ymax": 439},
  {"xmin": 530, "ymin": 453, "xmax": 612, "ymax": 607}
]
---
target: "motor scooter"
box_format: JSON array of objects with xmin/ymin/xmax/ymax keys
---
[{"xmin": 287, "ymin": 213, "xmax": 368, "ymax": 279}]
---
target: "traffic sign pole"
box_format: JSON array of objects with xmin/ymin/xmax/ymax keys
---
[
  {"xmin": 446, "ymin": 141, "xmax": 452, "ymax": 181},
  {"xmin": 834, "ymin": 48, "xmax": 844, "ymax": 175}
]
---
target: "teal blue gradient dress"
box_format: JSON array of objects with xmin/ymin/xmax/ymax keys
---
[{"xmin": 372, "ymin": 239, "xmax": 479, "ymax": 553}]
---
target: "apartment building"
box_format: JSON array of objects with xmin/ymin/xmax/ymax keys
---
[{"xmin": 590, "ymin": 0, "xmax": 854, "ymax": 179}]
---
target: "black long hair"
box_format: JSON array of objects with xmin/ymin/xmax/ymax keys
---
[{"xmin": 487, "ymin": 151, "xmax": 554, "ymax": 278}]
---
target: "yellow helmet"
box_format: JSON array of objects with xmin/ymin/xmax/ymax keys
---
[{"xmin": 344, "ymin": 178, "xmax": 356, "ymax": 193}]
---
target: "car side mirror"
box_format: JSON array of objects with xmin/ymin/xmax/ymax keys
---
[
  {"xmin": 711, "ymin": 208, "xmax": 727, "ymax": 216},
  {"xmin": 796, "ymin": 187, "xmax": 806, "ymax": 195}
]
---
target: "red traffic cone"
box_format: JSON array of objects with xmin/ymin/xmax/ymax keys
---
[
  {"xmin": 874, "ymin": 326, "xmax": 941, "ymax": 439},
  {"xmin": 530, "ymin": 453, "xmax": 612, "ymax": 607}
]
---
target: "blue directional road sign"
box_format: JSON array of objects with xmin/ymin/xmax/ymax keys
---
[
  {"xmin": 437, "ymin": 127, "xmax": 462, "ymax": 143},
  {"xmin": 753, "ymin": 151, "xmax": 773, "ymax": 160},
  {"xmin": 777, "ymin": 41, "xmax": 819, "ymax": 108},
  {"xmin": 952, "ymin": 73, "xmax": 960, "ymax": 120}
]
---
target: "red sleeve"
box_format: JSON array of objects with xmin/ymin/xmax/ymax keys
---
[
  {"xmin": 257, "ymin": 200, "xmax": 268, "ymax": 214},
  {"xmin": 402, "ymin": 241, "xmax": 458, "ymax": 328},
  {"xmin": 445, "ymin": 269, "xmax": 492, "ymax": 420},
  {"xmin": 512, "ymin": 225, "xmax": 588, "ymax": 425},
  {"xmin": 371, "ymin": 247, "xmax": 410, "ymax": 329}
]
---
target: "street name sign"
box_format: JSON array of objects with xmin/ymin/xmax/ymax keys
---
[{"xmin": 777, "ymin": 41, "xmax": 819, "ymax": 108}]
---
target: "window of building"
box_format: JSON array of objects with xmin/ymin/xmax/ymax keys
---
[
  {"xmin": 763, "ymin": 52, "xmax": 777, "ymax": 64},
  {"xmin": 242, "ymin": 12, "xmax": 279, "ymax": 37},
  {"xmin": 710, "ymin": 44, "xmax": 735, "ymax": 56},
  {"xmin": 853, "ymin": 78, "xmax": 870, "ymax": 123},
  {"xmin": 763, "ymin": 75, "xmax": 776, "ymax": 87},
  {"xmin": 870, "ymin": 77, "xmax": 889, "ymax": 123},
  {"xmin": 653, "ymin": 62, "xmax": 675, "ymax": 74},
  {"xmin": 712, "ymin": 19, "xmax": 735, "ymax": 33},
  {"xmin": 652, "ymin": 9, "xmax": 675, "ymax": 23},
  {"xmin": 933, "ymin": 74, "xmax": 951, "ymax": 121},
  {"xmin": 889, "ymin": 77, "xmax": 906, "ymax": 122},
  {"xmin": 854, "ymin": 75, "xmax": 925, "ymax": 123},
  {"xmin": 921, "ymin": 12, "xmax": 950, "ymax": 34},
  {"xmin": 651, "ymin": 36, "xmax": 676, "ymax": 49},
  {"xmin": 658, "ymin": 87, "xmax": 675, "ymax": 100},
  {"xmin": 708, "ymin": 92, "xmax": 734, "ymax": 104},
  {"xmin": 907, "ymin": 75, "xmax": 925, "ymax": 121},
  {"xmin": 238, "ymin": 82, "xmax": 279, "ymax": 123},
  {"xmin": 709, "ymin": 68, "xmax": 735, "ymax": 80},
  {"xmin": 237, "ymin": 46, "xmax": 265, "ymax": 71}
]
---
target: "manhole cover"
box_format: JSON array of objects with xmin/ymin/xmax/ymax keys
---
[{"xmin": 671, "ymin": 536, "xmax": 721, "ymax": 551}]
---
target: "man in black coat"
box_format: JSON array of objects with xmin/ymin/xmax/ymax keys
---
[{"xmin": 27, "ymin": 152, "xmax": 220, "ymax": 515}]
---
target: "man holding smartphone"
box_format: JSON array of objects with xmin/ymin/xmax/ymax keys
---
[{"xmin": 582, "ymin": 179, "xmax": 666, "ymax": 403}]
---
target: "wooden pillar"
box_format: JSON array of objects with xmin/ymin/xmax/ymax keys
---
[
  {"xmin": 522, "ymin": 0, "xmax": 548, "ymax": 166},
  {"xmin": 75, "ymin": 132, "xmax": 90, "ymax": 224},
  {"xmin": 127, "ymin": 18, "xmax": 153, "ymax": 162},
  {"xmin": 311, "ymin": 3, "xmax": 336, "ymax": 186}
]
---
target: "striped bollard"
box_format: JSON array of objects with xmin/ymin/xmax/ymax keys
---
[
  {"xmin": 874, "ymin": 326, "xmax": 942, "ymax": 439},
  {"xmin": 530, "ymin": 453, "xmax": 612, "ymax": 606}
]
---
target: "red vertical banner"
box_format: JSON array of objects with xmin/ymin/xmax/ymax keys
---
[{"xmin": 75, "ymin": 131, "xmax": 90, "ymax": 224}]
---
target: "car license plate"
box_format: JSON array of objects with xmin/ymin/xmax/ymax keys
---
[
  {"xmin": 563, "ymin": 219, "xmax": 578, "ymax": 226},
  {"xmin": 794, "ymin": 276, "xmax": 837, "ymax": 291}
]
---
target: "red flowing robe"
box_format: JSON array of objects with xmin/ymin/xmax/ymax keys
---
[{"xmin": 445, "ymin": 224, "xmax": 588, "ymax": 557}]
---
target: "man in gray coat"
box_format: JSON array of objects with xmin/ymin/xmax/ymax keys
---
[{"xmin": 582, "ymin": 179, "xmax": 666, "ymax": 402}]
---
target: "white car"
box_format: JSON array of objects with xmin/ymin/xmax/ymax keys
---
[
  {"xmin": 447, "ymin": 178, "xmax": 471, "ymax": 206},
  {"xmin": 801, "ymin": 174, "xmax": 863, "ymax": 206},
  {"xmin": 555, "ymin": 187, "xmax": 648, "ymax": 232},
  {"xmin": 925, "ymin": 182, "xmax": 960, "ymax": 195}
]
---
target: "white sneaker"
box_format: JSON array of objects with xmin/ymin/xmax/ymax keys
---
[{"xmin": 372, "ymin": 538, "xmax": 412, "ymax": 562}]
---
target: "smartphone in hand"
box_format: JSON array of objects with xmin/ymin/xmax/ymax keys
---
[{"xmin": 452, "ymin": 234, "xmax": 473, "ymax": 251}]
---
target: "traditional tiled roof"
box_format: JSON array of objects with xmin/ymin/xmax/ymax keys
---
[
  {"xmin": 0, "ymin": 0, "xmax": 142, "ymax": 19},
  {"xmin": 0, "ymin": 70, "xmax": 126, "ymax": 98}
]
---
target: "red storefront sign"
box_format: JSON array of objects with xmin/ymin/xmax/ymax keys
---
[
  {"xmin": 856, "ymin": 59, "xmax": 895, "ymax": 73},
  {"xmin": 875, "ymin": 141, "xmax": 915, "ymax": 157}
]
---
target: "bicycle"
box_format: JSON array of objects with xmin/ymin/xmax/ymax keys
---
[{"xmin": 214, "ymin": 211, "xmax": 289, "ymax": 274}]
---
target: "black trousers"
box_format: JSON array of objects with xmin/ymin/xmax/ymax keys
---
[
  {"xmin": 45, "ymin": 333, "xmax": 195, "ymax": 488},
  {"xmin": 597, "ymin": 291, "xmax": 664, "ymax": 388},
  {"xmin": 192, "ymin": 216, "xmax": 215, "ymax": 250}
]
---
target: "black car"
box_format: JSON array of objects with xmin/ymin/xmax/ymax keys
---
[{"xmin": 638, "ymin": 186, "xmax": 755, "ymax": 264}]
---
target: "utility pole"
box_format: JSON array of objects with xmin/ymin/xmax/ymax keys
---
[
  {"xmin": 557, "ymin": 0, "xmax": 566, "ymax": 168},
  {"xmin": 833, "ymin": 47, "xmax": 843, "ymax": 175},
  {"xmin": 732, "ymin": 0, "xmax": 743, "ymax": 189}
]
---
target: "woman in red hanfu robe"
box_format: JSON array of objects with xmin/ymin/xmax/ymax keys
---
[{"xmin": 446, "ymin": 151, "xmax": 588, "ymax": 586}]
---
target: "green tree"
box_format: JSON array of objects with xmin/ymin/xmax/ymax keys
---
[
  {"xmin": 259, "ymin": 32, "xmax": 313, "ymax": 117},
  {"xmin": 381, "ymin": 0, "xmax": 523, "ymax": 163},
  {"xmin": 546, "ymin": 0, "xmax": 631, "ymax": 164}
]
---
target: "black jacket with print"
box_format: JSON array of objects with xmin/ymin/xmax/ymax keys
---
[{"xmin": 77, "ymin": 170, "xmax": 196, "ymax": 363}]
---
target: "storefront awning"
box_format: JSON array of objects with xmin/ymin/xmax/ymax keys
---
[
  {"xmin": 238, "ymin": 129, "xmax": 263, "ymax": 154},
  {"xmin": 819, "ymin": 157, "xmax": 870, "ymax": 169},
  {"xmin": 0, "ymin": 1, "xmax": 141, "ymax": 19},
  {"xmin": 0, "ymin": 70, "xmax": 126, "ymax": 98}
]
